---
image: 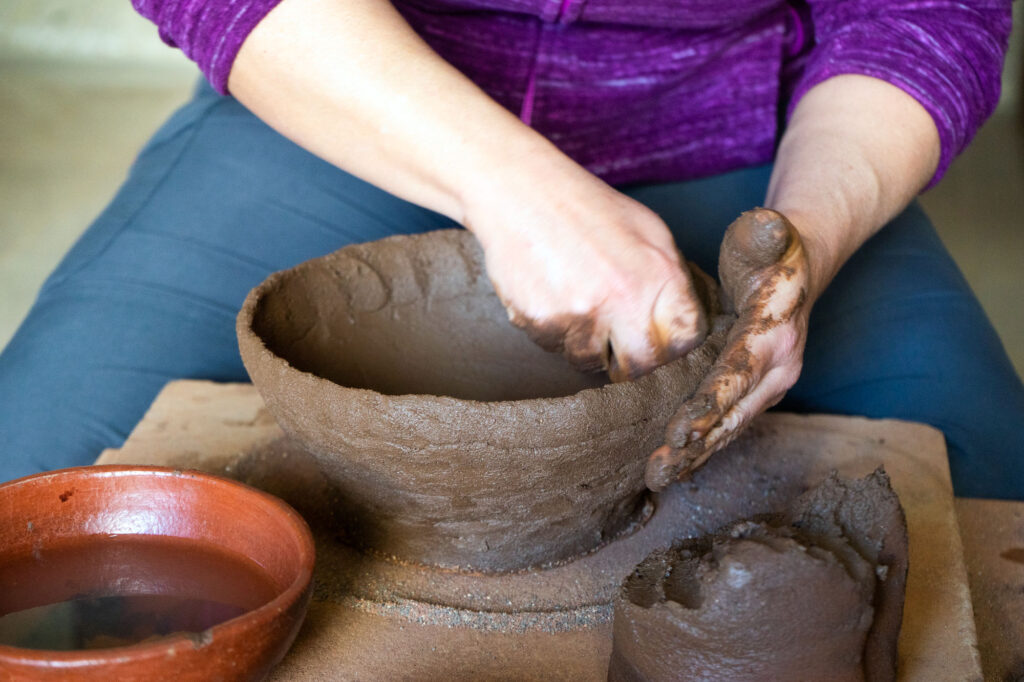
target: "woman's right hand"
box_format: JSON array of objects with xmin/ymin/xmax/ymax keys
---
[
  {"xmin": 464, "ymin": 156, "xmax": 708, "ymax": 381},
  {"xmin": 228, "ymin": 0, "xmax": 706, "ymax": 380}
]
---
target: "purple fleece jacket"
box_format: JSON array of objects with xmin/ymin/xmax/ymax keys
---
[{"xmin": 132, "ymin": 0, "xmax": 1011, "ymax": 187}]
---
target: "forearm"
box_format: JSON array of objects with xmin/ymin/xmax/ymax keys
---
[
  {"xmin": 227, "ymin": 0, "xmax": 563, "ymax": 224},
  {"xmin": 765, "ymin": 74, "xmax": 941, "ymax": 304},
  {"xmin": 228, "ymin": 0, "xmax": 708, "ymax": 376}
]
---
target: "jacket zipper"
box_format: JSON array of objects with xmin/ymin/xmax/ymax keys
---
[{"xmin": 520, "ymin": 0, "xmax": 575, "ymax": 125}]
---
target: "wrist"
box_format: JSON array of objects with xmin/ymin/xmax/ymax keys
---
[
  {"xmin": 457, "ymin": 131, "xmax": 592, "ymax": 241},
  {"xmin": 765, "ymin": 206, "xmax": 839, "ymax": 306}
]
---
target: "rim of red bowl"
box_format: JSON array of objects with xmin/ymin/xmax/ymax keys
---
[{"xmin": 0, "ymin": 465, "xmax": 315, "ymax": 667}]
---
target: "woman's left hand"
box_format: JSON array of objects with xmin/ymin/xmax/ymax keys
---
[
  {"xmin": 645, "ymin": 75, "xmax": 943, "ymax": 491},
  {"xmin": 645, "ymin": 208, "xmax": 811, "ymax": 491}
]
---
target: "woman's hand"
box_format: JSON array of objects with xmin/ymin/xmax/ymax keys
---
[
  {"xmin": 646, "ymin": 75, "xmax": 941, "ymax": 491},
  {"xmin": 228, "ymin": 0, "xmax": 708, "ymax": 375},
  {"xmin": 646, "ymin": 209, "xmax": 810, "ymax": 490},
  {"xmin": 466, "ymin": 162, "xmax": 707, "ymax": 380}
]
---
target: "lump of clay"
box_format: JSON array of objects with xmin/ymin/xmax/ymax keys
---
[
  {"xmin": 238, "ymin": 229, "xmax": 732, "ymax": 572},
  {"xmin": 609, "ymin": 469, "xmax": 908, "ymax": 682}
]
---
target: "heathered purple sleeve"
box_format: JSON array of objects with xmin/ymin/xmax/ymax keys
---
[
  {"xmin": 789, "ymin": 0, "xmax": 1012, "ymax": 187},
  {"xmin": 132, "ymin": 0, "xmax": 284, "ymax": 94}
]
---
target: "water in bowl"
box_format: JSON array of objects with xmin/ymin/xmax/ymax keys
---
[{"xmin": 0, "ymin": 534, "xmax": 279, "ymax": 651}]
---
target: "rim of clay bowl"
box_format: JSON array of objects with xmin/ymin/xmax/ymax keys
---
[
  {"xmin": 237, "ymin": 230, "xmax": 725, "ymax": 415},
  {"xmin": 0, "ymin": 466, "xmax": 314, "ymax": 670}
]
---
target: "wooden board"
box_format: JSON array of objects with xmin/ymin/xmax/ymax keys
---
[
  {"xmin": 98, "ymin": 380, "xmax": 982, "ymax": 680},
  {"xmin": 956, "ymin": 498, "xmax": 1024, "ymax": 681}
]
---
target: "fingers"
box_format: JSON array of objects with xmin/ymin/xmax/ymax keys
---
[
  {"xmin": 663, "ymin": 342, "xmax": 761, "ymax": 447},
  {"xmin": 608, "ymin": 269, "xmax": 708, "ymax": 383},
  {"xmin": 686, "ymin": 260, "xmax": 722, "ymax": 317},
  {"xmin": 607, "ymin": 328, "xmax": 656, "ymax": 383},
  {"xmin": 495, "ymin": 230, "xmax": 709, "ymax": 382},
  {"xmin": 643, "ymin": 368, "xmax": 765, "ymax": 491},
  {"xmin": 646, "ymin": 208, "xmax": 810, "ymax": 492},
  {"xmin": 563, "ymin": 317, "xmax": 612, "ymax": 373},
  {"xmin": 646, "ymin": 445, "xmax": 684, "ymax": 492},
  {"xmin": 651, "ymin": 275, "xmax": 709, "ymax": 362},
  {"xmin": 513, "ymin": 311, "xmax": 612, "ymax": 373},
  {"xmin": 646, "ymin": 361, "xmax": 796, "ymax": 492},
  {"xmin": 693, "ymin": 365, "xmax": 793, "ymax": 455},
  {"xmin": 662, "ymin": 326, "xmax": 768, "ymax": 448}
]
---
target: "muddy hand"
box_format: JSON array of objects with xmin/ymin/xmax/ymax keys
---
[
  {"xmin": 506, "ymin": 268, "xmax": 706, "ymax": 383},
  {"xmin": 646, "ymin": 208, "xmax": 810, "ymax": 491},
  {"xmin": 476, "ymin": 186, "xmax": 711, "ymax": 382}
]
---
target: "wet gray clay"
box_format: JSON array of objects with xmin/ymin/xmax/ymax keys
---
[
  {"xmin": 238, "ymin": 229, "xmax": 731, "ymax": 572},
  {"xmin": 608, "ymin": 469, "xmax": 908, "ymax": 681}
]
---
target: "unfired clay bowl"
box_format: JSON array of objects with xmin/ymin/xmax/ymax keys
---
[
  {"xmin": 238, "ymin": 229, "xmax": 729, "ymax": 572},
  {"xmin": 0, "ymin": 466, "xmax": 314, "ymax": 681}
]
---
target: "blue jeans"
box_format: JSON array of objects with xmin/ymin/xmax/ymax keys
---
[{"xmin": 2, "ymin": 81, "xmax": 1022, "ymax": 498}]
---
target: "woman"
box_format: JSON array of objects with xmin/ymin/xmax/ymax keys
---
[{"xmin": 1, "ymin": 0, "xmax": 1020, "ymax": 497}]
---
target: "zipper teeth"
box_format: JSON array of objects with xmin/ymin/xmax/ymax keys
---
[
  {"xmin": 521, "ymin": 0, "xmax": 573, "ymax": 126},
  {"xmin": 556, "ymin": 0, "xmax": 572, "ymax": 22},
  {"xmin": 520, "ymin": 67, "xmax": 538, "ymax": 126}
]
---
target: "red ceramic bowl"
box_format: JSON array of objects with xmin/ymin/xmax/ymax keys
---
[{"xmin": 0, "ymin": 466, "xmax": 314, "ymax": 681}]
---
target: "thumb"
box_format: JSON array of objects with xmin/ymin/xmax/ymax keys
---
[{"xmin": 718, "ymin": 208, "xmax": 799, "ymax": 313}]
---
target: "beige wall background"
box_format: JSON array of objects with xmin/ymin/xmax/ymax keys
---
[{"xmin": 1, "ymin": 1, "xmax": 1022, "ymax": 377}]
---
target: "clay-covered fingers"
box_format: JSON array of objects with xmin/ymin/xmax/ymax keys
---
[
  {"xmin": 479, "ymin": 187, "xmax": 709, "ymax": 382},
  {"xmin": 607, "ymin": 267, "xmax": 708, "ymax": 383},
  {"xmin": 651, "ymin": 274, "xmax": 709, "ymax": 361},
  {"xmin": 664, "ymin": 341, "xmax": 763, "ymax": 446},
  {"xmin": 561, "ymin": 316, "xmax": 612, "ymax": 373},
  {"xmin": 645, "ymin": 208, "xmax": 810, "ymax": 491},
  {"xmin": 645, "ymin": 337, "xmax": 768, "ymax": 491},
  {"xmin": 648, "ymin": 362, "xmax": 796, "ymax": 489},
  {"xmin": 512, "ymin": 311, "xmax": 612, "ymax": 374}
]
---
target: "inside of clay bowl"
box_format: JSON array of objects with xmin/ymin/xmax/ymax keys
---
[
  {"xmin": 239, "ymin": 229, "xmax": 729, "ymax": 572},
  {"xmin": 0, "ymin": 466, "xmax": 313, "ymax": 680},
  {"xmin": 250, "ymin": 229, "xmax": 608, "ymax": 402}
]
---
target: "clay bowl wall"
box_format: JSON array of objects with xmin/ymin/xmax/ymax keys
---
[{"xmin": 237, "ymin": 229, "xmax": 728, "ymax": 572}]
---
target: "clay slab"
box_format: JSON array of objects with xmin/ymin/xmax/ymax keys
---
[{"xmin": 98, "ymin": 380, "xmax": 981, "ymax": 680}]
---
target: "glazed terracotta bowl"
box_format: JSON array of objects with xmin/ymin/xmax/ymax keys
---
[
  {"xmin": 238, "ymin": 229, "xmax": 729, "ymax": 572},
  {"xmin": 0, "ymin": 466, "xmax": 314, "ymax": 681}
]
